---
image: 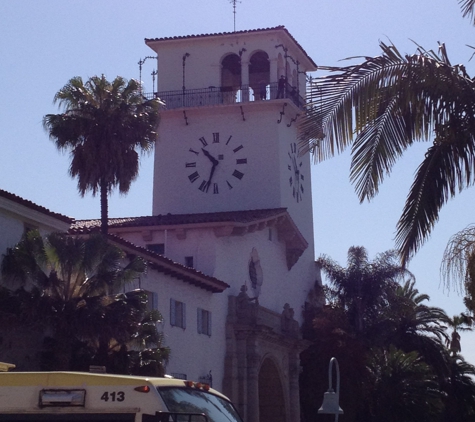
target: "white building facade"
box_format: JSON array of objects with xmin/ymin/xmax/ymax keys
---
[
  {"xmin": 0, "ymin": 26, "xmax": 321, "ymax": 422},
  {"xmin": 100, "ymin": 26, "xmax": 319, "ymax": 422}
]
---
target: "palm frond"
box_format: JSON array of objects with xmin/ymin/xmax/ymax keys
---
[
  {"xmin": 302, "ymin": 41, "xmax": 475, "ymax": 264},
  {"xmin": 460, "ymin": 0, "xmax": 475, "ymax": 25}
]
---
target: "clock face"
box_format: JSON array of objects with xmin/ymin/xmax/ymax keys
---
[
  {"xmin": 185, "ymin": 132, "xmax": 248, "ymax": 194},
  {"xmin": 288, "ymin": 141, "xmax": 304, "ymax": 202}
]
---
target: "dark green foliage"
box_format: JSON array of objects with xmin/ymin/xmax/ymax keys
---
[
  {"xmin": 301, "ymin": 2, "xmax": 475, "ymax": 266},
  {"xmin": 300, "ymin": 247, "xmax": 475, "ymax": 422},
  {"xmin": 0, "ymin": 230, "xmax": 168, "ymax": 374},
  {"xmin": 43, "ymin": 75, "xmax": 161, "ymax": 234}
]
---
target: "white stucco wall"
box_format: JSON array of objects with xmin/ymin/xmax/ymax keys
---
[
  {"xmin": 130, "ymin": 269, "xmax": 229, "ymax": 392},
  {"xmin": 147, "ymin": 29, "xmax": 315, "ymax": 95},
  {"xmin": 0, "ymin": 195, "xmax": 71, "ymax": 262}
]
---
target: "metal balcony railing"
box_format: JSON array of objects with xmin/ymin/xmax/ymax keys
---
[{"xmin": 144, "ymin": 82, "xmax": 305, "ymax": 110}]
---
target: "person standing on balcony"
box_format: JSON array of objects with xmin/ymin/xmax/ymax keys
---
[{"xmin": 276, "ymin": 75, "xmax": 286, "ymax": 99}]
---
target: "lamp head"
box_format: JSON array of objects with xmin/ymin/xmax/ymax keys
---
[{"xmin": 318, "ymin": 390, "xmax": 344, "ymax": 415}]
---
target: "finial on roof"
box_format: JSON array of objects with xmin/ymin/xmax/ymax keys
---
[{"xmin": 229, "ymin": 0, "xmax": 241, "ymax": 32}]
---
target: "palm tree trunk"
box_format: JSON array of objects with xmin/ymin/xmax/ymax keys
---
[{"xmin": 100, "ymin": 179, "xmax": 109, "ymax": 235}]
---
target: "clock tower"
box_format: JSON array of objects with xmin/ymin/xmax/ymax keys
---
[
  {"xmin": 145, "ymin": 26, "xmax": 317, "ymax": 239},
  {"xmin": 144, "ymin": 27, "xmax": 319, "ymax": 422}
]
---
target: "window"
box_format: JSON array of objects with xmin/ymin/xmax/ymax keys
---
[
  {"xmin": 170, "ymin": 299, "xmax": 186, "ymax": 328},
  {"xmin": 197, "ymin": 308, "xmax": 212, "ymax": 336},
  {"xmin": 185, "ymin": 256, "xmax": 194, "ymax": 268},
  {"xmin": 145, "ymin": 291, "xmax": 158, "ymax": 311},
  {"xmin": 147, "ymin": 243, "xmax": 165, "ymax": 255}
]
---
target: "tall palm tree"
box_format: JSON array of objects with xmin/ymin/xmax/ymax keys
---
[
  {"xmin": 301, "ymin": 2, "xmax": 475, "ymax": 266},
  {"xmin": 317, "ymin": 246, "xmax": 411, "ymax": 334},
  {"xmin": 43, "ymin": 75, "xmax": 161, "ymax": 234},
  {"xmin": 1, "ymin": 230, "xmax": 148, "ymax": 370},
  {"xmin": 444, "ymin": 313, "xmax": 473, "ymax": 355}
]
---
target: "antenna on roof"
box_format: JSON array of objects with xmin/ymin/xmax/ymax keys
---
[{"xmin": 229, "ymin": 0, "xmax": 241, "ymax": 32}]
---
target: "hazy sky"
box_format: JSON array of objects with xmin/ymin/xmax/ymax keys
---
[{"xmin": 2, "ymin": 0, "xmax": 475, "ymax": 361}]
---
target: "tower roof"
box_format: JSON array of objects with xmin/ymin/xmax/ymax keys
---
[{"xmin": 145, "ymin": 26, "xmax": 318, "ymax": 71}]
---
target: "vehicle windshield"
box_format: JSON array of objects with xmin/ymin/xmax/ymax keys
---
[{"xmin": 157, "ymin": 387, "xmax": 242, "ymax": 422}]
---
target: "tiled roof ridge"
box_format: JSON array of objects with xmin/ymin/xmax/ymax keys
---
[
  {"xmin": 105, "ymin": 232, "xmax": 230, "ymax": 292},
  {"xmin": 0, "ymin": 188, "xmax": 73, "ymax": 224},
  {"xmin": 145, "ymin": 26, "xmax": 317, "ymax": 68},
  {"xmin": 71, "ymin": 207, "xmax": 288, "ymax": 231},
  {"xmin": 145, "ymin": 25, "xmax": 286, "ymax": 43}
]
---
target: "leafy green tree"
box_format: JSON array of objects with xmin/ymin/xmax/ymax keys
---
[
  {"xmin": 444, "ymin": 313, "xmax": 473, "ymax": 355},
  {"xmin": 440, "ymin": 355, "xmax": 475, "ymax": 421},
  {"xmin": 441, "ymin": 225, "xmax": 475, "ymax": 312},
  {"xmin": 300, "ymin": 247, "xmax": 475, "ymax": 422},
  {"xmin": 377, "ymin": 280, "xmax": 450, "ymax": 379},
  {"xmin": 1, "ymin": 230, "xmax": 149, "ymax": 371},
  {"xmin": 365, "ymin": 346, "xmax": 443, "ymax": 422},
  {"xmin": 128, "ymin": 309, "xmax": 170, "ymax": 376},
  {"xmin": 317, "ymin": 246, "xmax": 410, "ymax": 334},
  {"xmin": 300, "ymin": 2, "xmax": 475, "ymax": 266},
  {"xmin": 43, "ymin": 75, "xmax": 161, "ymax": 234}
]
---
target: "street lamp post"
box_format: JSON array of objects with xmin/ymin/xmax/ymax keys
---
[{"xmin": 318, "ymin": 357, "xmax": 344, "ymax": 421}]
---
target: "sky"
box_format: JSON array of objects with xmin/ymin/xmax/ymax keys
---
[{"xmin": 2, "ymin": 0, "xmax": 475, "ymax": 362}]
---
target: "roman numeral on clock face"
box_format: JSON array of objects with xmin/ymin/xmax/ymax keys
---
[
  {"xmin": 199, "ymin": 180, "xmax": 209, "ymax": 192},
  {"xmin": 232, "ymin": 169, "xmax": 244, "ymax": 180},
  {"xmin": 188, "ymin": 171, "xmax": 199, "ymax": 183},
  {"xmin": 213, "ymin": 132, "xmax": 219, "ymax": 143},
  {"xmin": 199, "ymin": 137, "xmax": 208, "ymax": 147}
]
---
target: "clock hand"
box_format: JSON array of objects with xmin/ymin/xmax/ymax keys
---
[
  {"xmin": 202, "ymin": 148, "xmax": 219, "ymax": 166},
  {"xmin": 206, "ymin": 163, "xmax": 217, "ymax": 192}
]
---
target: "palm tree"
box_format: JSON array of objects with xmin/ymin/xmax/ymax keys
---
[
  {"xmin": 1, "ymin": 230, "xmax": 148, "ymax": 370},
  {"xmin": 378, "ymin": 279, "xmax": 450, "ymax": 378},
  {"xmin": 301, "ymin": 2, "xmax": 475, "ymax": 266},
  {"xmin": 365, "ymin": 346, "xmax": 443, "ymax": 422},
  {"xmin": 441, "ymin": 225, "xmax": 475, "ymax": 309},
  {"xmin": 440, "ymin": 355, "xmax": 475, "ymax": 421},
  {"xmin": 43, "ymin": 75, "xmax": 161, "ymax": 234},
  {"xmin": 317, "ymin": 246, "xmax": 411, "ymax": 334},
  {"xmin": 444, "ymin": 313, "xmax": 473, "ymax": 355}
]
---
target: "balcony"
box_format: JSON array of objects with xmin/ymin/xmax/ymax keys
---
[{"xmin": 144, "ymin": 81, "xmax": 305, "ymax": 111}]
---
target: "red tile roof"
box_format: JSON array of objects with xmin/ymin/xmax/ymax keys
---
[
  {"xmin": 70, "ymin": 208, "xmax": 290, "ymax": 232},
  {"xmin": 106, "ymin": 233, "xmax": 229, "ymax": 293},
  {"xmin": 145, "ymin": 26, "xmax": 318, "ymax": 69},
  {"xmin": 71, "ymin": 208, "xmax": 308, "ymax": 271},
  {"xmin": 0, "ymin": 189, "xmax": 73, "ymax": 224}
]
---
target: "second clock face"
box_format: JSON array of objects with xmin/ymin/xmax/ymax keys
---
[
  {"xmin": 185, "ymin": 132, "xmax": 248, "ymax": 194},
  {"xmin": 288, "ymin": 141, "xmax": 304, "ymax": 203}
]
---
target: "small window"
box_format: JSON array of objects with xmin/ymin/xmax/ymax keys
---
[
  {"xmin": 145, "ymin": 291, "xmax": 158, "ymax": 311},
  {"xmin": 147, "ymin": 243, "xmax": 165, "ymax": 254},
  {"xmin": 197, "ymin": 308, "xmax": 212, "ymax": 336},
  {"xmin": 170, "ymin": 299, "xmax": 186, "ymax": 329},
  {"xmin": 185, "ymin": 256, "xmax": 194, "ymax": 268}
]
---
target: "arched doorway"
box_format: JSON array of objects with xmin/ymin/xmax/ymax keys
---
[{"xmin": 259, "ymin": 358, "xmax": 286, "ymax": 422}]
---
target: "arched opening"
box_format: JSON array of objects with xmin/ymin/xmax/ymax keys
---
[
  {"xmin": 221, "ymin": 54, "xmax": 241, "ymax": 103},
  {"xmin": 249, "ymin": 51, "xmax": 270, "ymax": 100},
  {"xmin": 259, "ymin": 358, "xmax": 286, "ymax": 422}
]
